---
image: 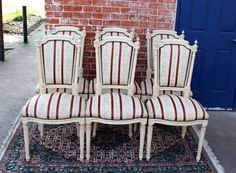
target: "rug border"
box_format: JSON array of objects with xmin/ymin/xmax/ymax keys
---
[
  {"xmin": 0, "ymin": 114, "xmax": 225, "ymax": 173},
  {"xmin": 193, "ymin": 126, "xmax": 225, "ymax": 173},
  {"xmin": 0, "ymin": 113, "xmax": 21, "ymax": 160}
]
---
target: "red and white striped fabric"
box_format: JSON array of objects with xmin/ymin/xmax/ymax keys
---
[
  {"xmin": 88, "ymin": 78, "xmax": 141, "ymax": 95},
  {"xmin": 86, "ymin": 93, "xmax": 148, "ymax": 120},
  {"xmin": 36, "ymin": 78, "xmax": 89, "ymax": 95},
  {"xmin": 100, "ymin": 41, "xmax": 135, "ymax": 86},
  {"xmin": 158, "ymin": 44, "xmax": 192, "ymax": 87},
  {"xmin": 42, "ymin": 39, "xmax": 76, "ymax": 85},
  {"xmin": 140, "ymin": 78, "xmax": 184, "ymax": 97},
  {"xmin": 146, "ymin": 95, "xmax": 208, "ymax": 121},
  {"xmin": 21, "ymin": 93, "xmax": 85, "ymax": 119},
  {"xmin": 150, "ymin": 34, "xmax": 178, "ymax": 70}
]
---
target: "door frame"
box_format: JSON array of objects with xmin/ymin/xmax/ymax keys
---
[{"xmin": 175, "ymin": 0, "xmax": 182, "ymax": 31}]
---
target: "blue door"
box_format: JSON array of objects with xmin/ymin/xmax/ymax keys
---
[{"xmin": 176, "ymin": 0, "xmax": 236, "ymax": 109}]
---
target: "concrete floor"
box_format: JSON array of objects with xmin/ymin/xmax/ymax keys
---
[{"xmin": 0, "ymin": 25, "xmax": 235, "ymax": 173}]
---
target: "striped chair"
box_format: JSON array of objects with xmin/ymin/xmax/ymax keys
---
[
  {"xmin": 85, "ymin": 36, "xmax": 148, "ymax": 161},
  {"xmin": 141, "ymin": 29, "xmax": 185, "ymax": 100},
  {"xmin": 146, "ymin": 39, "xmax": 209, "ymax": 162},
  {"xmin": 89, "ymin": 27, "xmax": 141, "ymax": 98},
  {"xmin": 90, "ymin": 27, "xmax": 141, "ymax": 137},
  {"xmin": 21, "ymin": 35, "xmax": 86, "ymax": 161},
  {"xmin": 42, "ymin": 26, "xmax": 88, "ymax": 99}
]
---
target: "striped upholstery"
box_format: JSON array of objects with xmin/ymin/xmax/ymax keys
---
[
  {"xmin": 36, "ymin": 78, "xmax": 89, "ymax": 95},
  {"xmin": 158, "ymin": 44, "xmax": 192, "ymax": 87},
  {"xmin": 146, "ymin": 95, "xmax": 208, "ymax": 121},
  {"xmin": 86, "ymin": 93, "xmax": 147, "ymax": 120},
  {"xmin": 149, "ymin": 33, "xmax": 181, "ymax": 71},
  {"xmin": 100, "ymin": 40, "xmax": 135, "ymax": 86},
  {"xmin": 21, "ymin": 93, "xmax": 85, "ymax": 119},
  {"xmin": 41, "ymin": 39, "xmax": 76, "ymax": 85},
  {"xmin": 141, "ymin": 78, "xmax": 183, "ymax": 97},
  {"xmin": 89, "ymin": 78, "xmax": 141, "ymax": 95}
]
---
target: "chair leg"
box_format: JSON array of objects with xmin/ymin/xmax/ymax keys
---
[
  {"xmin": 146, "ymin": 124, "xmax": 153, "ymax": 161},
  {"xmin": 134, "ymin": 123, "xmax": 138, "ymax": 132},
  {"xmin": 92, "ymin": 123, "xmax": 97, "ymax": 138},
  {"xmin": 196, "ymin": 123, "xmax": 207, "ymax": 162},
  {"xmin": 181, "ymin": 126, "xmax": 187, "ymax": 139},
  {"xmin": 23, "ymin": 121, "xmax": 30, "ymax": 161},
  {"xmin": 86, "ymin": 123, "xmax": 92, "ymax": 161},
  {"xmin": 139, "ymin": 123, "xmax": 146, "ymax": 160},
  {"xmin": 79, "ymin": 124, "xmax": 85, "ymax": 161},
  {"xmin": 129, "ymin": 124, "xmax": 133, "ymax": 138},
  {"xmin": 76, "ymin": 123, "xmax": 80, "ymax": 137},
  {"xmin": 38, "ymin": 123, "xmax": 44, "ymax": 137}
]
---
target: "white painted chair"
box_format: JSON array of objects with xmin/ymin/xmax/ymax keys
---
[
  {"xmin": 145, "ymin": 39, "xmax": 209, "ymax": 162},
  {"xmin": 21, "ymin": 35, "xmax": 86, "ymax": 161},
  {"xmin": 37, "ymin": 26, "xmax": 88, "ymax": 98},
  {"xmin": 50, "ymin": 26, "xmax": 86, "ymax": 78},
  {"xmin": 141, "ymin": 30, "xmax": 185, "ymax": 100},
  {"xmin": 85, "ymin": 36, "xmax": 148, "ymax": 161},
  {"xmin": 90, "ymin": 27, "xmax": 141, "ymax": 138}
]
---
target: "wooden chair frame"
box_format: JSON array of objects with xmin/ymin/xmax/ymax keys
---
[
  {"xmin": 146, "ymin": 29, "xmax": 185, "ymax": 79},
  {"xmin": 146, "ymin": 39, "xmax": 208, "ymax": 162},
  {"xmin": 96, "ymin": 27, "xmax": 135, "ymax": 41},
  {"xmin": 86, "ymin": 36, "xmax": 147, "ymax": 161},
  {"xmin": 21, "ymin": 35, "xmax": 85, "ymax": 161}
]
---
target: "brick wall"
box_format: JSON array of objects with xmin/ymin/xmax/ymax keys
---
[{"xmin": 45, "ymin": 0, "xmax": 177, "ymax": 81}]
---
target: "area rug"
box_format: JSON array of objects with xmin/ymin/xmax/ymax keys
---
[{"xmin": 0, "ymin": 124, "xmax": 217, "ymax": 173}]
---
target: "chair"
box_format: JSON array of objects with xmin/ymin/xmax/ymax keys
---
[
  {"xmin": 51, "ymin": 26, "xmax": 86, "ymax": 79},
  {"xmin": 21, "ymin": 35, "xmax": 86, "ymax": 161},
  {"xmin": 85, "ymin": 36, "xmax": 148, "ymax": 161},
  {"xmin": 146, "ymin": 39, "xmax": 208, "ymax": 162},
  {"xmin": 90, "ymin": 27, "xmax": 141, "ymax": 137},
  {"xmin": 141, "ymin": 29, "xmax": 185, "ymax": 100}
]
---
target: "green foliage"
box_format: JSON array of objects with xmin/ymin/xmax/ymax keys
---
[{"xmin": 13, "ymin": 15, "xmax": 23, "ymax": 21}]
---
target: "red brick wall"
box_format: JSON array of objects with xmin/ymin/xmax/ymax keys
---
[{"xmin": 45, "ymin": 0, "xmax": 177, "ymax": 81}]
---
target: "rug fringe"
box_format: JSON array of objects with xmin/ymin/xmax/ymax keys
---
[
  {"xmin": 0, "ymin": 114, "xmax": 21, "ymax": 160},
  {"xmin": 192, "ymin": 126, "xmax": 225, "ymax": 173}
]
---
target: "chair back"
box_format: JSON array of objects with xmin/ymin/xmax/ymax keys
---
[
  {"xmin": 94, "ymin": 36, "xmax": 140, "ymax": 96},
  {"xmin": 37, "ymin": 35, "xmax": 81, "ymax": 95},
  {"xmin": 49, "ymin": 26, "xmax": 86, "ymax": 78},
  {"xmin": 153, "ymin": 39, "xmax": 198, "ymax": 97},
  {"xmin": 96, "ymin": 27, "xmax": 134, "ymax": 41},
  {"xmin": 146, "ymin": 29, "xmax": 185, "ymax": 78}
]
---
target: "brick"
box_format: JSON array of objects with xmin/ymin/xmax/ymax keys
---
[{"xmin": 45, "ymin": 0, "xmax": 177, "ymax": 79}]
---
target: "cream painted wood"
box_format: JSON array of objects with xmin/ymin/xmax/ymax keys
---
[
  {"xmin": 21, "ymin": 35, "xmax": 86, "ymax": 161},
  {"xmin": 86, "ymin": 36, "xmax": 148, "ymax": 161},
  {"xmin": 146, "ymin": 29, "xmax": 185, "ymax": 79},
  {"xmin": 96, "ymin": 27, "xmax": 134, "ymax": 41},
  {"xmin": 50, "ymin": 26, "xmax": 86, "ymax": 78},
  {"xmin": 146, "ymin": 39, "xmax": 209, "ymax": 162}
]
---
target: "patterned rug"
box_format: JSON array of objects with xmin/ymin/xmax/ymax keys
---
[{"xmin": 0, "ymin": 123, "xmax": 217, "ymax": 173}]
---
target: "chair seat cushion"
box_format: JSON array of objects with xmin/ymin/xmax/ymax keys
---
[
  {"xmin": 141, "ymin": 78, "xmax": 184, "ymax": 96},
  {"xmin": 146, "ymin": 95, "xmax": 208, "ymax": 121},
  {"xmin": 89, "ymin": 78, "xmax": 141, "ymax": 95},
  {"xmin": 21, "ymin": 93, "xmax": 85, "ymax": 119},
  {"xmin": 36, "ymin": 78, "xmax": 89, "ymax": 94},
  {"xmin": 86, "ymin": 93, "xmax": 148, "ymax": 120}
]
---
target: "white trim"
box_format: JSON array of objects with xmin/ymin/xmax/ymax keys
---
[
  {"xmin": 193, "ymin": 126, "xmax": 225, "ymax": 173},
  {"xmin": 0, "ymin": 113, "xmax": 21, "ymax": 160}
]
